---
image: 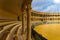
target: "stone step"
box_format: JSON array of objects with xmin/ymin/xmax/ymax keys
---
[
  {"xmin": 0, "ymin": 21, "xmax": 19, "ymax": 26},
  {"xmin": 6, "ymin": 24, "xmax": 21, "ymax": 40},
  {"xmin": 0, "ymin": 22, "xmax": 20, "ymax": 39},
  {"xmin": 17, "ymin": 26, "xmax": 22, "ymax": 40}
]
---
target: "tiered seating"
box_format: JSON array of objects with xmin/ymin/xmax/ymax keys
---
[
  {"xmin": 17, "ymin": 26, "xmax": 22, "ymax": 40},
  {"xmin": 6, "ymin": 24, "xmax": 21, "ymax": 40},
  {"xmin": 0, "ymin": 21, "xmax": 22, "ymax": 40}
]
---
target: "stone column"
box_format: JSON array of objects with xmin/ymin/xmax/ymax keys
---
[
  {"xmin": 22, "ymin": 5, "xmax": 28, "ymax": 40},
  {"xmin": 27, "ymin": 4, "xmax": 31, "ymax": 40},
  {"xmin": 22, "ymin": 7, "xmax": 25, "ymax": 40},
  {"xmin": 22, "ymin": 0, "xmax": 32, "ymax": 40}
]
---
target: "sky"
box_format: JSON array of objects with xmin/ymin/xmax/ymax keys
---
[{"xmin": 31, "ymin": 0, "xmax": 60, "ymax": 12}]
